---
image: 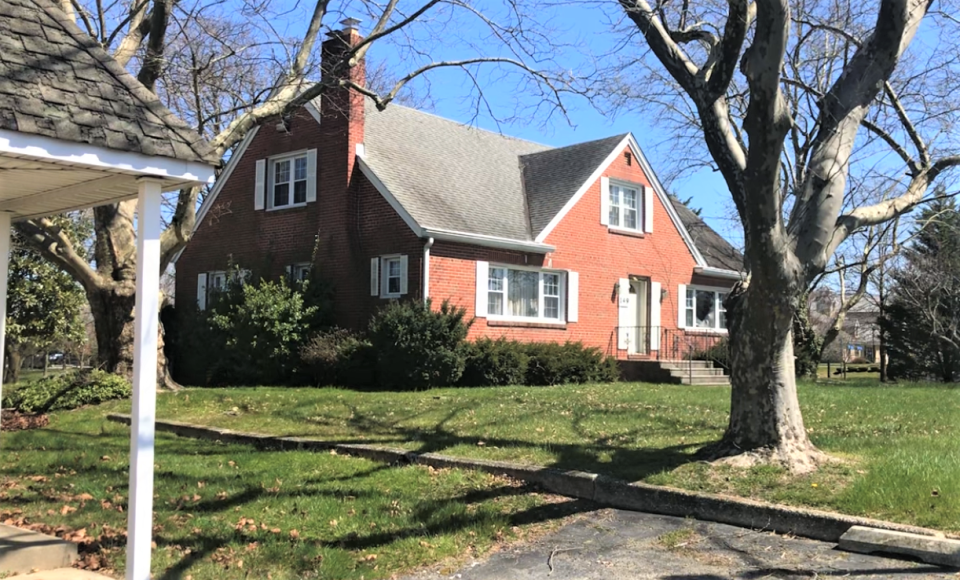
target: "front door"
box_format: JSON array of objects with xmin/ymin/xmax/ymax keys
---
[{"xmin": 628, "ymin": 278, "xmax": 650, "ymax": 354}]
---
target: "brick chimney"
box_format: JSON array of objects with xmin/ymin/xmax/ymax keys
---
[{"xmin": 320, "ymin": 18, "xmax": 366, "ymax": 185}]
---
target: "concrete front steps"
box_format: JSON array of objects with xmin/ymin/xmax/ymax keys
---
[
  {"xmin": 619, "ymin": 359, "xmax": 730, "ymax": 385},
  {"xmin": 0, "ymin": 524, "xmax": 77, "ymax": 575}
]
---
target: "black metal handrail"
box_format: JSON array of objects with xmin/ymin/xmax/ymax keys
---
[{"xmin": 660, "ymin": 328, "xmax": 729, "ymax": 372}]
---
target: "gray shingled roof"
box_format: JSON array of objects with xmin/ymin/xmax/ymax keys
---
[
  {"xmin": 0, "ymin": 0, "xmax": 218, "ymax": 165},
  {"xmin": 521, "ymin": 134, "xmax": 628, "ymax": 237},
  {"xmin": 670, "ymin": 197, "xmax": 743, "ymax": 271},
  {"xmin": 363, "ymin": 100, "xmax": 549, "ymax": 240},
  {"xmin": 361, "ymin": 99, "xmax": 742, "ymax": 266}
]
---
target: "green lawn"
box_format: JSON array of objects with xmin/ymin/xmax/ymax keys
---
[
  {"xmin": 102, "ymin": 381, "xmax": 960, "ymax": 532},
  {"xmin": 0, "ymin": 408, "xmax": 583, "ymax": 578},
  {"xmin": 7, "ymin": 380, "xmax": 960, "ymax": 578}
]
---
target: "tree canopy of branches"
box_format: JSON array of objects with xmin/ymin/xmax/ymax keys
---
[
  {"xmin": 21, "ymin": 0, "xmax": 569, "ymax": 387},
  {"xmin": 882, "ymin": 198, "xmax": 960, "ymax": 382},
  {"xmin": 614, "ymin": 0, "xmax": 960, "ymax": 471}
]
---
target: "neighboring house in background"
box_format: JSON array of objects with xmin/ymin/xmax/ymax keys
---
[
  {"xmin": 174, "ymin": 21, "xmax": 744, "ymax": 361},
  {"xmin": 809, "ymin": 290, "xmax": 881, "ymax": 363}
]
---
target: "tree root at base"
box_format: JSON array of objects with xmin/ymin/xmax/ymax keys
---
[{"xmin": 696, "ymin": 439, "xmax": 838, "ymax": 474}]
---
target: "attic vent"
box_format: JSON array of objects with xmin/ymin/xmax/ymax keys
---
[{"xmin": 624, "ymin": 151, "xmax": 632, "ymax": 166}]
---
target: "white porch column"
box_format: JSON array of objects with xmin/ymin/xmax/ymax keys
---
[
  {"xmin": 126, "ymin": 178, "xmax": 163, "ymax": 580},
  {"xmin": 0, "ymin": 212, "xmax": 10, "ymax": 437}
]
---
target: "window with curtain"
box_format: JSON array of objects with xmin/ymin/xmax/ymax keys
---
[
  {"xmin": 487, "ymin": 266, "xmax": 564, "ymax": 321},
  {"xmin": 684, "ymin": 287, "xmax": 728, "ymax": 330}
]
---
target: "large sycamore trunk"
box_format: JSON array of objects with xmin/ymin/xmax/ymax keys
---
[
  {"xmin": 87, "ymin": 284, "xmax": 179, "ymax": 390},
  {"xmin": 702, "ymin": 281, "xmax": 825, "ymax": 473}
]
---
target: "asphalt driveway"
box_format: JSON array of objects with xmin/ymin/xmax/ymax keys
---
[{"xmin": 404, "ymin": 508, "xmax": 957, "ymax": 580}]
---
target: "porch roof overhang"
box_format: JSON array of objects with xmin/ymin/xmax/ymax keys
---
[{"xmin": 0, "ymin": 128, "xmax": 215, "ymax": 218}]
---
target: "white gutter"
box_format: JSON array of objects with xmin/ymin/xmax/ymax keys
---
[
  {"xmin": 423, "ymin": 237, "xmax": 434, "ymax": 305},
  {"xmin": 694, "ymin": 266, "xmax": 744, "ymax": 281},
  {"xmin": 423, "ymin": 227, "xmax": 555, "ymax": 254}
]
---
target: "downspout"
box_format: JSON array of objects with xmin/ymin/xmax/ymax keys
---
[{"xmin": 423, "ymin": 237, "xmax": 434, "ymax": 305}]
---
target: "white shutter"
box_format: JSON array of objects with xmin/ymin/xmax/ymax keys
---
[
  {"xmin": 475, "ymin": 261, "xmax": 489, "ymax": 317},
  {"xmin": 305, "ymin": 149, "xmax": 317, "ymax": 203},
  {"xmin": 399, "ymin": 255, "xmax": 409, "ymax": 295},
  {"xmin": 254, "ymin": 159, "xmax": 266, "ymax": 210},
  {"xmin": 370, "ymin": 258, "xmax": 379, "ymax": 296},
  {"xmin": 567, "ymin": 271, "xmax": 579, "ymax": 322},
  {"xmin": 678, "ymin": 284, "xmax": 687, "ymax": 328},
  {"xmin": 644, "ymin": 185, "xmax": 654, "ymax": 233},
  {"xmin": 284, "ymin": 265, "xmax": 292, "ymax": 282},
  {"xmin": 617, "ymin": 278, "xmax": 631, "ymax": 349},
  {"xmin": 600, "ymin": 176, "xmax": 610, "ymax": 226},
  {"xmin": 650, "ymin": 281, "xmax": 661, "ymax": 350},
  {"xmin": 197, "ymin": 273, "xmax": 208, "ymax": 311}
]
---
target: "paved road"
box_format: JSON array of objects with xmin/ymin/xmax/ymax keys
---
[{"xmin": 404, "ymin": 508, "xmax": 958, "ymax": 580}]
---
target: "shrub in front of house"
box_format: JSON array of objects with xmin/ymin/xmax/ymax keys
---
[
  {"xmin": 368, "ymin": 299, "xmax": 472, "ymax": 390},
  {"xmin": 172, "ymin": 270, "xmax": 335, "ymax": 386},
  {"xmin": 522, "ymin": 341, "xmax": 619, "ymax": 386},
  {"xmin": 300, "ymin": 328, "xmax": 375, "ymax": 387},
  {"xmin": 204, "ymin": 276, "xmax": 321, "ymax": 385},
  {"xmin": 461, "ymin": 337, "xmax": 530, "ymax": 386},
  {"xmin": 4, "ymin": 369, "xmax": 131, "ymax": 413}
]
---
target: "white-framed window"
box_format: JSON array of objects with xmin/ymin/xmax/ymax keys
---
[
  {"xmin": 485, "ymin": 266, "xmax": 565, "ymax": 322},
  {"xmin": 198, "ymin": 269, "xmax": 251, "ymax": 310},
  {"xmin": 209, "ymin": 271, "xmax": 226, "ymax": 294},
  {"xmin": 289, "ymin": 263, "xmax": 311, "ymax": 283},
  {"xmin": 269, "ymin": 153, "xmax": 308, "ymax": 209},
  {"xmin": 601, "ymin": 177, "xmax": 654, "ymax": 233},
  {"xmin": 608, "ymin": 183, "xmax": 640, "ymax": 230},
  {"xmin": 683, "ymin": 286, "xmax": 728, "ymax": 331},
  {"xmin": 371, "ymin": 254, "xmax": 408, "ymax": 298},
  {"xmin": 384, "ymin": 257, "xmax": 402, "ymax": 296}
]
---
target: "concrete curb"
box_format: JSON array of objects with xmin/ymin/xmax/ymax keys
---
[
  {"xmin": 839, "ymin": 525, "xmax": 960, "ymax": 568},
  {"xmin": 107, "ymin": 413, "xmax": 946, "ymax": 544}
]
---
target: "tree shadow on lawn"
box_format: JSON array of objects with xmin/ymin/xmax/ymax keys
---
[
  {"xmin": 155, "ymin": 481, "xmax": 595, "ymax": 580},
  {"xmin": 283, "ymin": 405, "xmax": 704, "ymax": 483}
]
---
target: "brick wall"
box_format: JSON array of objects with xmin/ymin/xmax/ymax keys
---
[
  {"xmin": 175, "ymin": 105, "xmax": 326, "ymax": 300},
  {"xmin": 176, "ymin": 26, "xmax": 423, "ymax": 330},
  {"xmin": 176, "ymin": 78, "xmax": 735, "ymax": 355},
  {"xmin": 426, "ymin": 144, "xmax": 734, "ymax": 357}
]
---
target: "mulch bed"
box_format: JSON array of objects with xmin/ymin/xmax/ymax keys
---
[{"xmin": 1, "ymin": 409, "xmax": 49, "ymax": 431}]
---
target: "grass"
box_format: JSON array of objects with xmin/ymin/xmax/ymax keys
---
[
  {"xmin": 0, "ymin": 407, "xmax": 587, "ymax": 578},
  {"xmin": 83, "ymin": 380, "xmax": 960, "ymax": 533}
]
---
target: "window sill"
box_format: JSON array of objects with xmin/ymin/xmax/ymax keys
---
[
  {"xmin": 380, "ymin": 294, "xmax": 402, "ymax": 300},
  {"xmin": 486, "ymin": 319, "xmax": 567, "ymax": 330},
  {"xmin": 266, "ymin": 202, "xmax": 309, "ymax": 212},
  {"xmin": 608, "ymin": 226, "xmax": 645, "ymax": 238},
  {"xmin": 681, "ymin": 327, "xmax": 728, "ymax": 335}
]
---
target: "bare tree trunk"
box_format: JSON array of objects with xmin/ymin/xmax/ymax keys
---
[
  {"xmin": 701, "ymin": 282, "xmax": 825, "ymax": 473},
  {"xmin": 5, "ymin": 346, "xmax": 21, "ymax": 384},
  {"xmin": 86, "ymin": 283, "xmax": 181, "ymax": 390}
]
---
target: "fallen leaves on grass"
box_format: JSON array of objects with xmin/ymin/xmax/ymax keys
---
[{"xmin": 0, "ymin": 410, "xmax": 49, "ymax": 431}]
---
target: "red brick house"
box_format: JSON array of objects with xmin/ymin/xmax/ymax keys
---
[{"xmin": 174, "ymin": 22, "xmax": 743, "ymax": 364}]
